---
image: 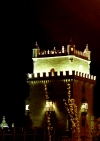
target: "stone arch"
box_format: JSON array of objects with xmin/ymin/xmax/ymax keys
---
[{"xmin": 50, "ymin": 68, "xmax": 55, "ymax": 76}]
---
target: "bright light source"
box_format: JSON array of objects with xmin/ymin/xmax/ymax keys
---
[
  {"xmin": 28, "ymin": 73, "xmax": 32, "ymax": 78},
  {"xmin": 46, "ymin": 101, "xmax": 54, "ymax": 111},
  {"xmin": 81, "ymin": 103, "xmax": 88, "ymax": 113},
  {"xmin": 26, "ymin": 105, "xmax": 29, "ymax": 110},
  {"xmin": 71, "ymin": 48, "xmax": 73, "ymax": 51}
]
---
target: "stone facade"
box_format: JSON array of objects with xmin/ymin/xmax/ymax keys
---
[
  {"xmin": 26, "ymin": 42, "xmax": 96, "ymax": 140},
  {"xmin": 33, "ymin": 56, "xmax": 90, "ymax": 75},
  {"xmin": 73, "ymin": 79, "xmax": 95, "ymax": 140}
]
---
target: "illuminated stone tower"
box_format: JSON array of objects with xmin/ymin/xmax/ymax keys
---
[
  {"xmin": 26, "ymin": 40, "xmax": 96, "ymax": 141},
  {"xmin": 32, "ymin": 40, "xmax": 91, "ymax": 76}
]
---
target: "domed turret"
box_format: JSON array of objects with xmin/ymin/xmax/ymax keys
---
[
  {"xmin": 0, "ymin": 116, "xmax": 9, "ymax": 129},
  {"xmin": 84, "ymin": 44, "xmax": 91, "ymax": 60}
]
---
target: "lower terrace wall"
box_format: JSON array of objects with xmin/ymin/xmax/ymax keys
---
[
  {"xmin": 27, "ymin": 76, "xmax": 95, "ymax": 141},
  {"xmin": 29, "ymin": 80, "xmax": 69, "ymax": 133},
  {"xmin": 0, "ymin": 127, "xmax": 93, "ymax": 141}
]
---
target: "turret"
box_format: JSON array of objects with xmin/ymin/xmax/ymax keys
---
[
  {"xmin": 32, "ymin": 42, "xmax": 40, "ymax": 58},
  {"xmin": 67, "ymin": 38, "xmax": 75, "ymax": 55},
  {"xmin": 0, "ymin": 116, "xmax": 9, "ymax": 129},
  {"xmin": 84, "ymin": 44, "xmax": 91, "ymax": 60}
]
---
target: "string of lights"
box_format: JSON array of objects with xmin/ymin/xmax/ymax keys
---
[
  {"xmin": 63, "ymin": 83, "xmax": 80, "ymax": 141},
  {"xmin": 44, "ymin": 84, "xmax": 53, "ymax": 141}
]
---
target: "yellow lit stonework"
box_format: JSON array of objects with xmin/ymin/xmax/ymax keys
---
[
  {"xmin": 81, "ymin": 103, "xmax": 88, "ymax": 112},
  {"xmin": 33, "ymin": 56, "xmax": 90, "ymax": 75},
  {"xmin": 46, "ymin": 101, "xmax": 54, "ymax": 111},
  {"xmin": 26, "ymin": 42, "xmax": 96, "ymax": 141},
  {"xmin": 71, "ymin": 48, "xmax": 74, "ymax": 51}
]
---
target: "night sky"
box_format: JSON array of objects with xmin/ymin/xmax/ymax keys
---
[{"xmin": 1, "ymin": 0, "xmax": 100, "ymax": 125}]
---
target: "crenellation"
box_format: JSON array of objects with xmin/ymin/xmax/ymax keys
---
[
  {"xmin": 72, "ymin": 70, "xmax": 75, "ymax": 76},
  {"xmin": 34, "ymin": 45, "xmax": 90, "ymax": 61},
  {"xmin": 54, "ymin": 71, "xmax": 57, "ymax": 76},
  {"xmin": 94, "ymin": 76, "xmax": 96, "ymax": 80},
  {"xmin": 90, "ymin": 75, "xmax": 93, "ymax": 80},
  {"xmin": 60, "ymin": 71, "xmax": 63, "ymax": 76},
  {"xmin": 43, "ymin": 72, "xmax": 46, "ymax": 77},
  {"xmin": 74, "ymin": 49, "xmax": 88, "ymax": 60},
  {"xmin": 27, "ymin": 73, "xmax": 32, "ymax": 78},
  {"xmin": 79, "ymin": 72, "xmax": 81, "ymax": 77},
  {"xmin": 48, "ymin": 72, "xmax": 52, "ymax": 77},
  {"xmin": 87, "ymin": 74, "xmax": 90, "ymax": 79},
  {"xmin": 65, "ymin": 71, "xmax": 69, "ymax": 76},
  {"xmin": 75, "ymin": 71, "xmax": 78, "ymax": 76},
  {"xmin": 85, "ymin": 73, "xmax": 87, "ymax": 78},
  {"xmin": 82, "ymin": 73, "xmax": 85, "ymax": 78},
  {"xmin": 37, "ymin": 73, "xmax": 40, "ymax": 77},
  {"xmin": 27, "ymin": 70, "xmax": 96, "ymax": 81}
]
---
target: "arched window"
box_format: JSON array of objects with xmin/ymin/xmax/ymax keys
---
[{"xmin": 50, "ymin": 68, "xmax": 55, "ymax": 76}]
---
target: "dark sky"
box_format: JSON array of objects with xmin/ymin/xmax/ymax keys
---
[
  {"xmin": 31, "ymin": 0, "xmax": 100, "ymax": 62},
  {"xmin": 0, "ymin": 0, "xmax": 100, "ymax": 124}
]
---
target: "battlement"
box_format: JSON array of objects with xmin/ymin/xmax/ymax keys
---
[
  {"xmin": 27, "ymin": 71, "xmax": 96, "ymax": 81},
  {"xmin": 33, "ymin": 45, "xmax": 90, "ymax": 61},
  {"xmin": 74, "ymin": 49, "xmax": 89, "ymax": 60}
]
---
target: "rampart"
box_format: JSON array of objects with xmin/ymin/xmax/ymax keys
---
[
  {"xmin": 33, "ymin": 46, "xmax": 89, "ymax": 60},
  {"xmin": 27, "ymin": 71, "xmax": 96, "ymax": 81}
]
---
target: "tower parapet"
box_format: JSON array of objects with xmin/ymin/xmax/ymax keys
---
[
  {"xmin": 32, "ymin": 43, "xmax": 91, "ymax": 61},
  {"xmin": 27, "ymin": 70, "xmax": 96, "ymax": 81}
]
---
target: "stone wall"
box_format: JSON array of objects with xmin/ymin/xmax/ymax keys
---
[
  {"xmin": 28, "ymin": 80, "xmax": 68, "ymax": 131},
  {"xmin": 27, "ymin": 76, "xmax": 95, "ymax": 140},
  {"xmin": 73, "ymin": 80, "xmax": 94, "ymax": 140},
  {"xmin": 33, "ymin": 56, "xmax": 90, "ymax": 75}
]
